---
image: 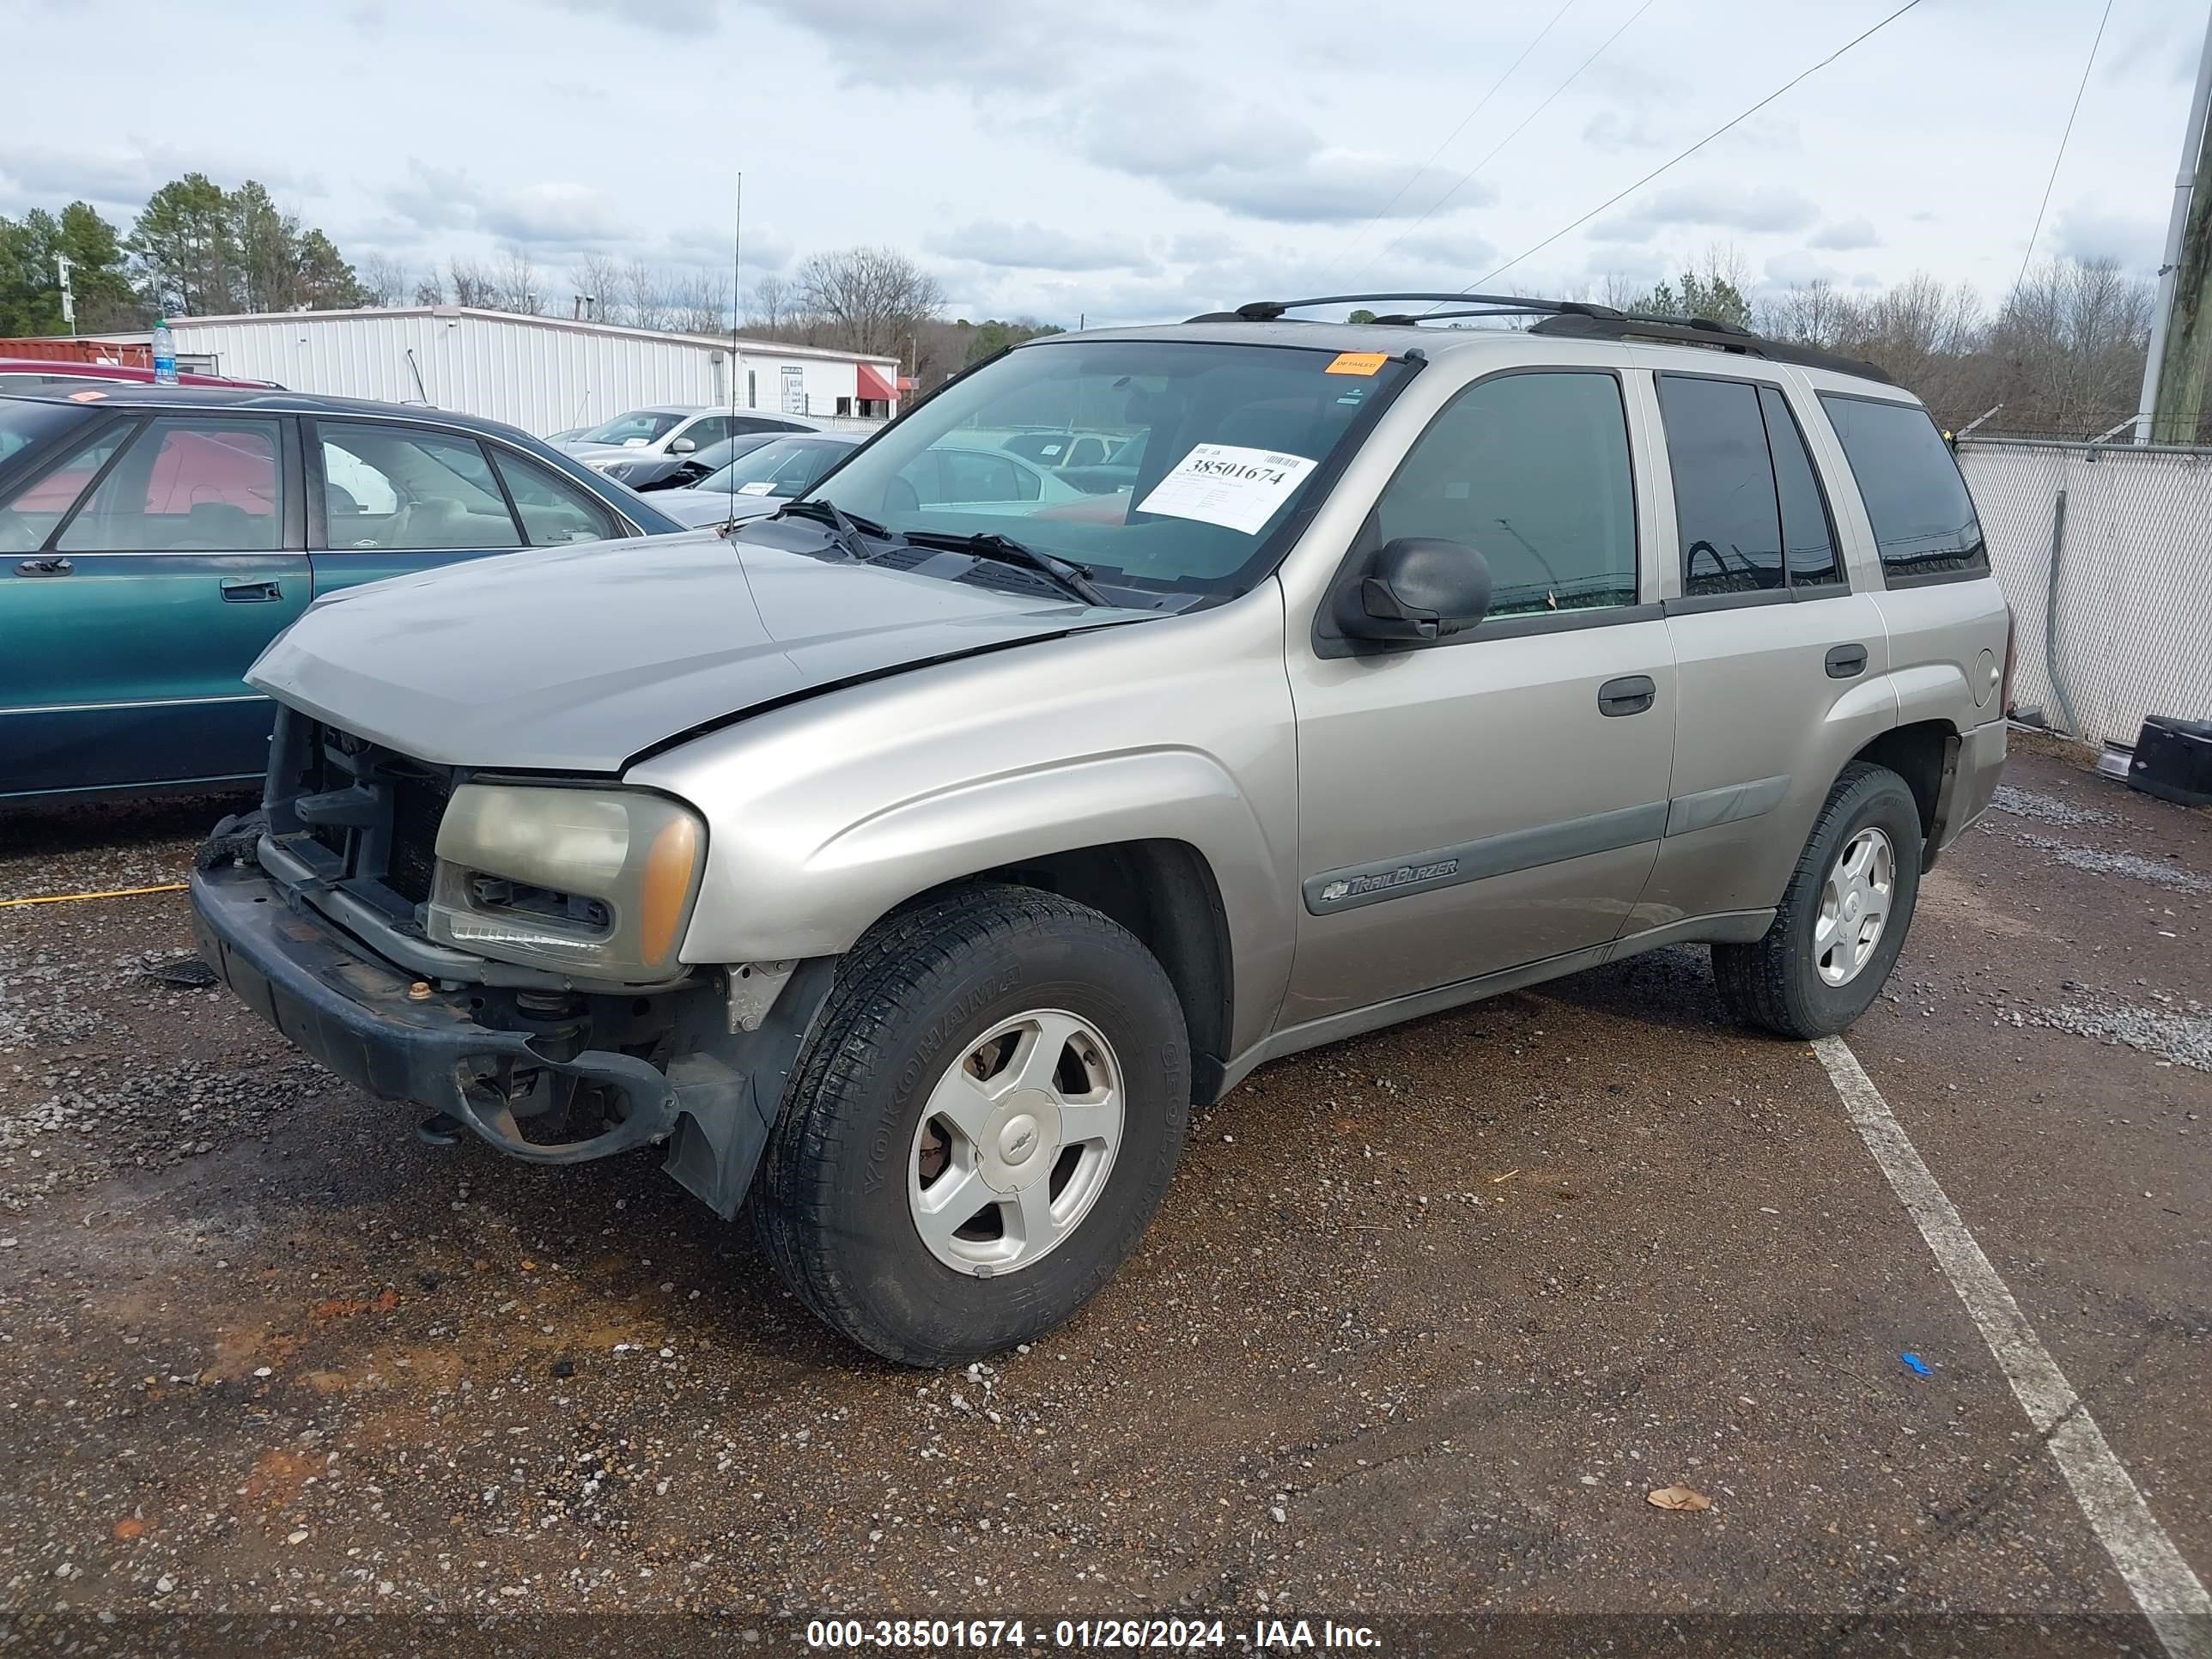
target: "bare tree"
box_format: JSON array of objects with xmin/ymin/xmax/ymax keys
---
[
  {"xmin": 744, "ymin": 275, "xmax": 794, "ymax": 336},
  {"xmin": 568, "ymin": 255, "xmax": 625, "ymax": 322},
  {"xmin": 447, "ymin": 258, "xmax": 497, "ymax": 308},
  {"xmin": 412, "ymin": 269, "xmax": 446, "ymax": 306},
  {"xmin": 791, "ymin": 246, "xmax": 945, "ymax": 356},
  {"xmin": 671, "ymin": 270, "xmax": 731, "ymax": 334},
  {"xmin": 359, "ymin": 253, "xmax": 410, "ymax": 307},
  {"xmin": 624, "ymin": 260, "xmax": 673, "ymax": 331},
  {"xmin": 493, "ymin": 246, "xmax": 543, "ymax": 315}
]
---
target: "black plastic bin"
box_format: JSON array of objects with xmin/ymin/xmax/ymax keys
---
[{"xmin": 2129, "ymin": 717, "xmax": 2212, "ymax": 810}]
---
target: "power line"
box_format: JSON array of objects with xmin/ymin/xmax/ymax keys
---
[
  {"xmin": 1327, "ymin": 0, "xmax": 1585, "ymax": 276},
  {"xmin": 1355, "ymin": 0, "xmax": 1659, "ymax": 289},
  {"xmin": 2010, "ymin": 0, "xmax": 2116, "ymax": 298},
  {"xmin": 1474, "ymin": 0, "xmax": 1928, "ymax": 288}
]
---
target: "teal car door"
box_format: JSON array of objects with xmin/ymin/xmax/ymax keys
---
[
  {"xmin": 306, "ymin": 418, "xmax": 621, "ymax": 594},
  {"xmin": 0, "ymin": 410, "xmax": 307, "ymax": 799}
]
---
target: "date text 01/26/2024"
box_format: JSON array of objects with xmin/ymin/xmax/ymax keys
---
[{"xmin": 805, "ymin": 1618, "xmax": 1384, "ymax": 1650}]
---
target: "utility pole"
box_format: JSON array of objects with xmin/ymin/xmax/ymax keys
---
[
  {"xmin": 2137, "ymin": 4, "xmax": 2212, "ymax": 443},
  {"xmin": 55, "ymin": 253, "xmax": 76, "ymax": 332}
]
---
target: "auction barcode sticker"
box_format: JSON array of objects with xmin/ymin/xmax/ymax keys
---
[{"xmin": 1135, "ymin": 443, "xmax": 1317, "ymax": 536}]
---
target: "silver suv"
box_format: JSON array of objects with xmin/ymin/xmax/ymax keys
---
[{"xmin": 191, "ymin": 293, "xmax": 2011, "ymax": 1365}]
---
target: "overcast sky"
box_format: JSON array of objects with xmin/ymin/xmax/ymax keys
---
[{"xmin": 5, "ymin": 0, "xmax": 2205, "ymax": 325}]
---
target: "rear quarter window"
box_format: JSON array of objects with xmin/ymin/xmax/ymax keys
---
[{"xmin": 1819, "ymin": 394, "xmax": 1988, "ymax": 585}]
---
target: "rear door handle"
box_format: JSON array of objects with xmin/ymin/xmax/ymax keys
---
[
  {"xmin": 221, "ymin": 577, "xmax": 283, "ymax": 603},
  {"xmin": 1597, "ymin": 674, "xmax": 1656, "ymax": 717},
  {"xmin": 1826, "ymin": 644, "xmax": 1869, "ymax": 678},
  {"xmin": 14, "ymin": 556, "xmax": 72, "ymax": 577}
]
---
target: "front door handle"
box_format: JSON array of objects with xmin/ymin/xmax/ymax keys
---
[
  {"xmin": 15, "ymin": 556, "xmax": 72, "ymax": 577},
  {"xmin": 1597, "ymin": 674, "xmax": 1656, "ymax": 717},
  {"xmin": 1826, "ymin": 643, "xmax": 1869, "ymax": 678},
  {"xmin": 221, "ymin": 577, "xmax": 283, "ymax": 603}
]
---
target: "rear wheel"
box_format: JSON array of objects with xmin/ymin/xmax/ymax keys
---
[
  {"xmin": 755, "ymin": 884, "xmax": 1189, "ymax": 1366},
  {"xmin": 1712, "ymin": 763, "xmax": 1923, "ymax": 1038}
]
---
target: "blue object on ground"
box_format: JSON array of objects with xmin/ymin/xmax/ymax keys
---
[{"xmin": 1901, "ymin": 1352, "xmax": 1932, "ymax": 1377}]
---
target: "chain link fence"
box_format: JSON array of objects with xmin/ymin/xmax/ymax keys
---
[{"xmin": 1956, "ymin": 438, "xmax": 2212, "ymax": 749}]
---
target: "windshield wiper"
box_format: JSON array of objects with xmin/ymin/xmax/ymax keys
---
[
  {"xmin": 900, "ymin": 529, "xmax": 1108, "ymax": 606},
  {"xmin": 768, "ymin": 496, "xmax": 884, "ymax": 561}
]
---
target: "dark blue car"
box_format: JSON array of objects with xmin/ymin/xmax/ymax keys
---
[{"xmin": 0, "ymin": 387, "xmax": 685, "ymax": 805}]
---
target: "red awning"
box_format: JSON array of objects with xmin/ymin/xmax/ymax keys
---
[{"xmin": 854, "ymin": 362, "xmax": 898, "ymax": 403}]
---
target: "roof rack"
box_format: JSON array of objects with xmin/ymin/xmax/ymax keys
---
[{"xmin": 1182, "ymin": 291, "xmax": 1893, "ymax": 386}]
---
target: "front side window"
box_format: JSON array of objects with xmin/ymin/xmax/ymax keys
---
[
  {"xmin": 58, "ymin": 416, "xmax": 282, "ymax": 551},
  {"xmin": 1374, "ymin": 370, "xmax": 1638, "ymax": 617},
  {"xmin": 495, "ymin": 452, "xmax": 620, "ymax": 544},
  {"xmin": 318, "ymin": 422, "xmax": 520, "ymax": 550},
  {"xmin": 0, "ymin": 406, "xmax": 118, "ymax": 550},
  {"xmin": 798, "ymin": 339, "xmax": 1409, "ymax": 595},
  {"xmin": 1820, "ymin": 394, "xmax": 1988, "ymax": 582},
  {"xmin": 675, "ymin": 416, "xmax": 730, "ymax": 452}
]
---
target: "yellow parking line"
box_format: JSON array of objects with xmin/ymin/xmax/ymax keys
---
[{"xmin": 0, "ymin": 882, "xmax": 188, "ymax": 909}]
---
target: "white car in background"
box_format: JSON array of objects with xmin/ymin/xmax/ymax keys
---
[
  {"xmin": 560, "ymin": 404, "xmax": 824, "ymax": 484},
  {"xmin": 655, "ymin": 435, "xmax": 1091, "ymax": 529}
]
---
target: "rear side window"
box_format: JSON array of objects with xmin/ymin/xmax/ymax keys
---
[
  {"xmin": 1658, "ymin": 375, "xmax": 1839, "ymax": 598},
  {"xmin": 1820, "ymin": 395, "xmax": 1987, "ymax": 583},
  {"xmin": 1375, "ymin": 369, "xmax": 1638, "ymax": 617}
]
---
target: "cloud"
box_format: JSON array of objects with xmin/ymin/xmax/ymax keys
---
[
  {"xmin": 382, "ymin": 161, "xmax": 635, "ymax": 252},
  {"xmin": 927, "ymin": 220, "xmax": 1158, "ymax": 275},
  {"xmin": 548, "ymin": 0, "xmax": 722, "ymax": 35},
  {"xmin": 1581, "ymin": 111, "xmax": 1672, "ymax": 154},
  {"xmin": 1765, "ymin": 251, "xmax": 1844, "ymax": 288},
  {"xmin": 1592, "ymin": 185, "xmax": 1820, "ymax": 241},
  {"xmin": 1808, "ymin": 217, "xmax": 1880, "ymax": 252},
  {"xmin": 0, "ymin": 143, "xmax": 323, "ymax": 211},
  {"xmin": 2051, "ymin": 203, "xmax": 2162, "ymax": 272},
  {"xmin": 744, "ymin": 0, "xmax": 1155, "ymax": 88},
  {"xmin": 1389, "ymin": 227, "xmax": 1498, "ymax": 273}
]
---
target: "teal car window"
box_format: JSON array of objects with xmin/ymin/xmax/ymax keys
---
[
  {"xmin": 493, "ymin": 451, "xmax": 620, "ymax": 545},
  {"xmin": 0, "ymin": 414, "xmax": 135, "ymax": 553},
  {"xmin": 58, "ymin": 416, "xmax": 282, "ymax": 553},
  {"xmin": 319, "ymin": 423, "xmax": 522, "ymax": 551}
]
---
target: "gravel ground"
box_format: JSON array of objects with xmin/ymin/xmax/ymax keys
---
[{"xmin": 0, "ymin": 745, "xmax": 2204, "ymax": 1654}]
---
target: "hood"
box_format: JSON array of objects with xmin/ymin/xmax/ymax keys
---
[
  {"xmin": 653, "ymin": 486, "xmax": 786, "ymax": 529},
  {"xmin": 560, "ymin": 441, "xmax": 655, "ymax": 466},
  {"xmin": 248, "ymin": 524, "xmax": 1146, "ymax": 773}
]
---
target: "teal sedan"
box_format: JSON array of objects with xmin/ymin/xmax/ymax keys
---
[{"xmin": 0, "ymin": 388, "xmax": 684, "ymax": 805}]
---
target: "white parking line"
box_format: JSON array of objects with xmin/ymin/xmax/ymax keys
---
[{"xmin": 1814, "ymin": 1036, "xmax": 2211, "ymax": 1659}]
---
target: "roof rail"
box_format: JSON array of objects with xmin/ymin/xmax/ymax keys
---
[{"xmin": 1181, "ymin": 291, "xmax": 1894, "ymax": 386}]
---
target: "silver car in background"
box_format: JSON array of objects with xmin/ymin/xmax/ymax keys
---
[
  {"xmin": 560, "ymin": 404, "xmax": 823, "ymax": 485},
  {"xmin": 191, "ymin": 293, "xmax": 2010, "ymax": 1368}
]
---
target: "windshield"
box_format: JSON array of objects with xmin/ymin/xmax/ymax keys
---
[
  {"xmin": 697, "ymin": 437, "xmax": 854, "ymax": 499},
  {"xmin": 799, "ymin": 339, "xmax": 1407, "ymax": 593},
  {"xmin": 577, "ymin": 410, "xmax": 684, "ymax": 447}
]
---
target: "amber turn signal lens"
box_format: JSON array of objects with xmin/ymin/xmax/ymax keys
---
[{"xmin": 637, "ymin": 812, "xmax": 702, "ymax": 968}]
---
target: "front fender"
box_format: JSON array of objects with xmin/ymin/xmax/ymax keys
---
[{"xmin": 627, "ymin": 594, "xmax": 1302, "ymax": 1055}]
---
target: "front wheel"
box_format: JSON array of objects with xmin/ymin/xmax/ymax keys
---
[
  {"xmin": 754, "ymin": 884, "xmax": 1190, "ymax": 1365},
  {"xmin": 1712, "ymin": 762, "xmax": 1923, "ymax": 1039}
]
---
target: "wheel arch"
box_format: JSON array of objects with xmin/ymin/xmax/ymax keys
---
[
  {"xmin": 1849, "ymin": 718, "xmax": 1957, "ymax": 846},
  {"xmin": 901, "ymin": 839, "xmax": 1236, "ymax": 1104}
]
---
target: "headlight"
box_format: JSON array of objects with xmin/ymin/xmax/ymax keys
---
[{"xmin": 425, "ymin": 784, "xmax": 705, "ymax": 981}]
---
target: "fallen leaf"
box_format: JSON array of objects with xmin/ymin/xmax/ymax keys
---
[
  {"xmin": 112, "ymin": 1518, "xmax": 143, "ymax": 1540},
  {"xmin": 1648, "ymin": 1486, "xmax": 1712, "ymax": 1512}
]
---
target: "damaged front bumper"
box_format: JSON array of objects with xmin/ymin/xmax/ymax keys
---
[{"xmin": 189, "ymin": 851, "xmax": 823, "ymax": 1217}]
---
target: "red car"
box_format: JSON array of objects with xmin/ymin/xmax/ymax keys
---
[{"xmin": 0, "ymin": 356, "xmax": 280, "ymax": 394}]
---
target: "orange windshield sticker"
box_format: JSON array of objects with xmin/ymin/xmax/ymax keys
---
[
  {"xmin": 67, "ymin": 389, "xmax": 109, "ymax": 402},
  {"xmin": 1324, "ymin": 352, "xmax": 1388, "ymax": 377}
]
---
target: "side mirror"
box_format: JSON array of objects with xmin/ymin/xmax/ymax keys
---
[
  {"xmin": 1341, "ymin": 537, "xmax": 1491, "ymax": 644},
  {"xmin": 669, "ymin": 436, "xmax": 697, "ymax": 455}
]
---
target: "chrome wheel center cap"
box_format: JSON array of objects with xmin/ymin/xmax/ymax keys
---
[{"xmin": 1000, "ymin": 1114, "xmax": 1041, "ymax": 1164}]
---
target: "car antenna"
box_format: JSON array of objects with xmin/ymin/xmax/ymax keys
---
[{"xmin": 728, "ymin": 168, "xmax": 743, "ymax": 534}]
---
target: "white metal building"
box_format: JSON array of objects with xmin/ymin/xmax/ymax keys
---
[{"xmin": 112, "ymin": 307, "xmax": 902, "ymax": 437}]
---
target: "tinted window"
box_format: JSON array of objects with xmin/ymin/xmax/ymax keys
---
[
  {"xmin": 318, "ymin": 423, "xmax": 520, "ymax": 550},
  {"xmin": 59, "ymin": 416, "xmax": 282, "ymax": 551},
  {"xmin": 1375, "ymin": 370, "xmax": 1638, "ymax": 617},
  {"xmin": 939, "ymin": 448, "xmax": 1025, "ymax": 503},
  {"xmin": 495, "ymin": 452, "xmax": 620, "ymax": 544},
  {"xmin": 1820, "ymin": 395, "xmax": 1987, "ymax": 580},
  {"xmin": 677, "ymin": 416, "xmax": 730, "ymax": 452},
  {"xmin": 1659, "ymin": 376, "xmax": 1784, "ymax": 595},
  {"xmin": 1759, "ymin": 386, "xmax": 1839, "ymax": 586}
]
